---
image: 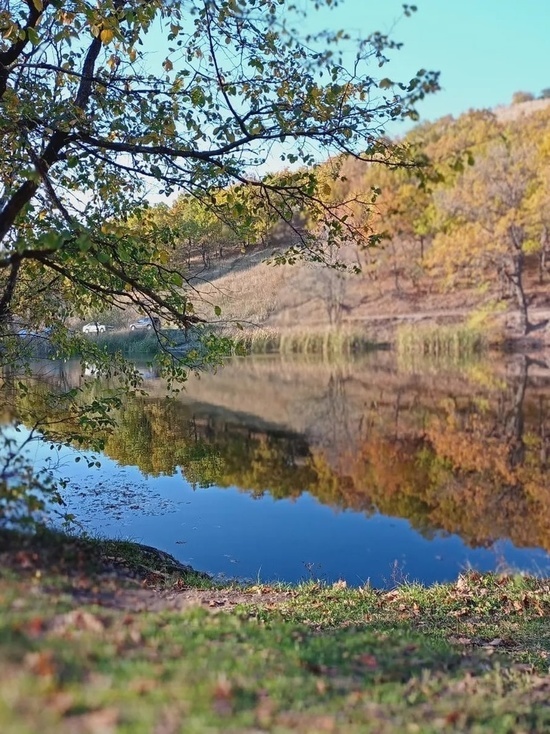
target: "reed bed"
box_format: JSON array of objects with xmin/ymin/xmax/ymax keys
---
[
  {"xmin": 232, "ymin": 326, "xmax": 377, "ymax": 356},
  {"xmin": 395, "ymin": 323, "xmax": 487, "ymax": 370}
]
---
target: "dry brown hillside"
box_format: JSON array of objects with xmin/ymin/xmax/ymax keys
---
[
  {"xmin": 190, "ymin": 246, "xmax": 550, "ymax": 344},
  {"xmin": 182, "ymin": 99, "xmax": 550, "ymax": 345}
]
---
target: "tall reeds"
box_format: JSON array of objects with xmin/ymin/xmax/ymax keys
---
[
  {"xmin": 232, "ymin": 326, "xmax": 377, "ymax": 356},
  {"xmin": 395, "ymin": 322, "xmax": 487, "ymax": 370}
]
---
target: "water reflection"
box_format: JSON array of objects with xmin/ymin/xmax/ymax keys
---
[{"xmin": 3, "ymin": 352, "xmax": 550, "ymax": 584}]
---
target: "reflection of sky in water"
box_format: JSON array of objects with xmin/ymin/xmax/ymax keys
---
[{"xmin": 10, "ymin": 425, "xmax": 548, "ymax": 588}]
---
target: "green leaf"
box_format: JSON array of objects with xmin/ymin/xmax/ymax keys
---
[
  {"xmin": 76, "ymin": 234, "xmax": 92, "ymax": 252},
  {"xmin": 190, "ymin": 87, "xmax": 206, "ymax": 107},
  {"xmin": 27, "ymin": 27, "xmax": 40, "ymax": 46}
]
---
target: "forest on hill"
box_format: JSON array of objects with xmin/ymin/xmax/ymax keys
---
[{"xmin": 145, "ymin": 97, "xmax": 550, "ymax": 339}]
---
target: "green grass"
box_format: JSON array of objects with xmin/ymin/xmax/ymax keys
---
[
  {"xmin": 85, "ymin": 330, "xmax": 161, "ymax": 357},
  {"xmin": 0, "ymin": 529, "xmax": 549, "ymax": 733}
]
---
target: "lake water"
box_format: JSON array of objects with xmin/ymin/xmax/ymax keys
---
[{"xmin": 5, "ymin": 352, "xmax": 550, "ymax": 587}]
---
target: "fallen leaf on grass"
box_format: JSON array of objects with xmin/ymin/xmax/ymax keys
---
[
  {"xmin": 449, "ymin": 636, "xmax": 472, "ymax": 646},
  {"xmin": 255, "ymin": 690, "xmax": 276, "ymax": 727},
  {"xmin": 212, "ymin": 675, "xmax": 233, "ymax": 716},
  {"xmin": 25, "ymin": 650, "xmax": 57, "ymax": 678},
  {"xmin": 383, "ymin": 590, "xmax": 401, "ymax": 602},
  {"xmin": 51, "ymin": 610, "xmax": 105, "ymax": 635},
  {"xmin": 65, "ymin": 707, "xmax": 119, "ymax": 734},
  {"xmin": 315, "ymin": 679, "xmax": 328, "ymax": 694},
  {"xmin": 445, "ymin": 711, "xmax": 463, "ymax": 725},
  {"xmin": 24, "ymin": 616, "xmax": 47, "ymax": 638},
  {"xmin": 276, "ymin": 712, "xmax": 336, "ymax": 732},
  {"xmin": 47, "ymin": 692, "xmax": 75, "ymax": 716},
  {"xmin": 357, "ymin": 654, "xmax": 378, "ymax": 669},
  {"xmin": 14, "ymin": 550, "xmax": 39, "ymax": 569},
  {"xmin": 513, "ymin": 663, "xmax": 535, "ymax": 673},
  {"xmin": 129, "ymin": 678, "xmax": 158, "ymax": 695}
]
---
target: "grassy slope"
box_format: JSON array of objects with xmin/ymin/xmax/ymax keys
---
[
  {"xmin": 1, "ymin": 531, "xmax": 549, "ymax": 733},
  {"xmin": 189, "ymin": 241, "xmax": 550, "ymax": 349}
]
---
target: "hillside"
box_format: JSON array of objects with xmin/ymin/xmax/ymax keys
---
[
  {"xmin": 165, "ymin": 98, "xmax": 550, "ymax": 346},
  {"xmin": 191, "ymin": 247, "xmax": 550, "ymax": 344}
]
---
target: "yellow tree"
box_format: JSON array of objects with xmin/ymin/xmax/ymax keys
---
[{"xmin": 428, "ymin": 128, "xmax": 543, "ymax": 334}]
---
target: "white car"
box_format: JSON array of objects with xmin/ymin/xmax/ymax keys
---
[{"xmin": 82, "ymin": 322, "xmax": 106, "ymax": 334}]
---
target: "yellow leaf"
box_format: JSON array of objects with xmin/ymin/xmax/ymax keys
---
[
  {"xmin": 100, "ymin": 28, "xmax": 114, "ymax": 45},
  {"xmin": 128, "ymin": 47, "xmax": 137, "ymax": 63},
  {"xmin": 32, "ymin": 0, "xmax": 43, "ymax": 12},
  {"xmin": 158, "ymin": 250, "xmax": 170, "ymax": 264}
]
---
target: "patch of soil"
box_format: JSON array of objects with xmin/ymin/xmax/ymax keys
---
[
  {"xmin": 67, "ymin": 584, "xmax": 293, "ymax": 613},
  {"xmin": 0, "ymin": 529, "xmax": 291, "ymax": 613}
]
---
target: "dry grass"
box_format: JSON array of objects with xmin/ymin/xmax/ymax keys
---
[
  {"xmin": 193, "ymin": 258, "xmax": 289, "ymax": 325},
  {"xmin": 230, "ymin": 325, "xmax": 375, "ymax": 355},
  {"xmin": 395, "ymin": 323, "xmax": 487, "ymax": 360}
]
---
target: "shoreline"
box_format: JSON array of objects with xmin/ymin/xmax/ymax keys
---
[{"xmin": 1, "ymin": 526, "xmax": 549, "ymax": 732}]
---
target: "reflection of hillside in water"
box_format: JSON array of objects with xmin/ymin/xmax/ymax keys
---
[
  {"xmin": 176, "ymin": 353, "xmax": 509, "ymax": 460},
  {"xmin": 100, "ymin": 354, "xmax": 550, "ymax": 553},
  {"xmin": 8, "ymin": 353, "xmax": 550, "ymax": 554}
]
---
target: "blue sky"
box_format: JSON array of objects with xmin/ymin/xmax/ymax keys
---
[
  {"xmin": 306, "ymin": 0, "xmax": 550, "ymax": 126},
  {"xmin": 143, "ymin": 1, "xmax": 549, "ymax": 189}
]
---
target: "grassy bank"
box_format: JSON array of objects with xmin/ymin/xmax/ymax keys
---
[
  {"xmin": 84, "ymin": 330, "xmax": 167, "ymax": 358},
  {"xmin": 1, "ymin": 529, "xmax": 549, "ymax": 733}
]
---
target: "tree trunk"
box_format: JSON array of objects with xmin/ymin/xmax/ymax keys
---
[
  {"xmin": 506, "ymin": 251, "xmax": 531, "ymax": 335},
  {"xmin": 506, "ymin": 226, "xmax": 532, "ymax": 335},
  {"xmin": 539, "ymin": 225, "xmax": 549, "ymax": 284}
]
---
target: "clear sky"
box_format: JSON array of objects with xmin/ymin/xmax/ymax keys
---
[{"xmin": 306, "ymin": 0, "xmax": 550, "ymax": 126}]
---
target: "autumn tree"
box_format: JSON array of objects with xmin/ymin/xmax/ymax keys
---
[
  {"xmin": 512, "ymin": 90, "xmax": 535, "ymax": 104},
  {"xmin": 427, "ymin": 128, "xmax": 545, "ymax": 334},
  {"xmin": 524, "ymin": 116, "xmax": 550, "ymax": 283},
  {"xmin": 363, "ymin": 160, "xmax": 434, "ymax": 295}
]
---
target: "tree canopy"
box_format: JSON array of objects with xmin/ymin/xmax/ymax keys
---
[{"xmin": 0, "ymin": 0, "xmax": 437, "ymax": 338}]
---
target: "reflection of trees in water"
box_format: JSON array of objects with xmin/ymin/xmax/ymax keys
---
[
  {"xmin": 301, "ymin": 366, "xmax": 357, "ymax": 465},
  {"xmin": 4, "ymin": 357, "xmax": 550, "ymax": 553},
  {"xmin": 99, "ymin": 366, "xmax": 550, "ymax": 553},
  {"xmin": 414, "ymin": 355, "xmax": 550, "ymax": 551},
  {"xmin": 105, "ymin": 400, "xmax": 222, "ymax": 486},
  {"xmin": 103, "ymin": 397, "xmax": 316, "ymax": 495}
]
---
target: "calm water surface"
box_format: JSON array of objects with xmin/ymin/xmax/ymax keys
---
[{"xmin": 12, "ymin": 352, "xmax": 550, "ymax": 586}]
